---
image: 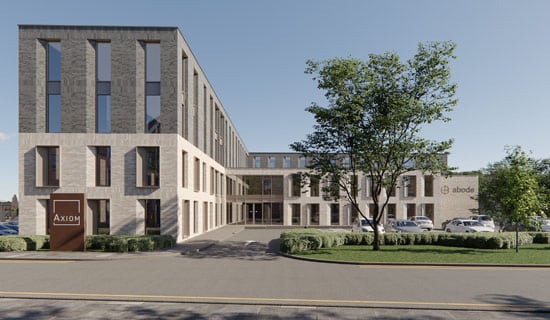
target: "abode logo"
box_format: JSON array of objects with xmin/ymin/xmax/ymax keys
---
[{"xmin": 441, "ymin": 185, "xmax": 475, "ymax": 195}]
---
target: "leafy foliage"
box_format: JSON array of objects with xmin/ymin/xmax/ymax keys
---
[{"xmin": 291, "ymin": 42, "xmax": 458, "ymax": 250}]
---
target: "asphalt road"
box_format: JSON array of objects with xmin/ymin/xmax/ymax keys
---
[{"xmin": 0, "ymin": 228, "xmax": 549, "ymax": 319}]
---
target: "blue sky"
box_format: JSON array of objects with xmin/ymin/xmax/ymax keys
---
[{"xmin": 1, "ymin": 0, "xmax": 549, "ymax": 201}]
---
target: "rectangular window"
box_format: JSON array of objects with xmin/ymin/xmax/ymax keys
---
[
  {"xmin": 404, "ymin": 175, "xmax": 417, "ymax": 197},
  {"xmin": 137, "ymin": 147, "xmax": 160, "ymax": 187},
  {"xmin": 182, "ymin": 151, "xmax": 188, "ymax": 188},
  {"xmin": 96, "ymin": 42, "xmax": 111, "ymax": 133},
  {"xmin": 144, "ymin": 199, "xmax": 161, "ymax": 235},
  {"xmin": 406, "ymin": 203, "xmax": 416, "ymax": 219},
  {"xmin": 291, "ymin": 204, "xmax": 300, "ymax": 225},
  {"xmin": 284, "ymin": 156, "xmax": 291, "ymax": 168},
  {"xmin": 291, "ymin": 174, "xmax": 301, "ymax": 197},
  {"xmin": 424, "ymin": 203, "xmax": 434, "ymax": 221},
  {"xmin": 37, "ymin": 146, "xmax": 59, "ymax": 187},
  {"xmin": 95, "ymin": 146, "xmax": 111, "ymax": 186},
  {"xmin": 387, "ymin": 204, "xmax": 396, "ymax": 220},
  {"xmin": 90, "ymin": 199, "xmax": 110, "ymax": 235},
  {"xmin": 254, "ymin": 156, "xmax": 261, "ymax": 168},
  {"xmin": 330, "ymin": 204, "xmax": 339, "ymax": 225},
  {"xmin": 310, "ymin": 204, "xmax": 320, "ymax": 225},
  {"xmin": 299, "ymin": 157, "xmax": 306, "ymax": 169},
  {"xmin": 424, "ymin": 175, "xmax": 434, "ymax": 197},
  {"xmin": 145, "ymin": 43, "xmax": 161, "ymax": 133},
  {"xmin": 46, "ymin": 42, "xmax": 61, "ymax": 133},
  {"xmin": 269, "ymin": 156, "xmax": 276, "ymax": 168},
  {"xmin": 310, "ymin": 176, "xmax": 319, "ymax": 197},
  {"xmin": 194, "ymin": 157, "xmax": 200, "ymax": 192},
  {"xmin": 193, "ymin": 71, "xmax": 199, "ymax": 146}
]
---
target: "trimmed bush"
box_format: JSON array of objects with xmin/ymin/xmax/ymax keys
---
[
  {"xmin": 22, "ymin": 235, "xmax": 50, "ymax": 250},
  {"xmin": 0, "ymin": 236, "xmax": 28, "ymax": 251},
  {"xmin": 279, "ymin": 230, "xmax": 541, "ymax": 254}
]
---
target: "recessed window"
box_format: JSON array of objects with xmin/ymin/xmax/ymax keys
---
[
  {"xmin": 144, "ymin": 199, "xmax": 160, "ymax": 235},
  {"xmin": 254, "ymin": 156, "xmax": 261, "ymax": 168},
  {"xmin": 90, "ymin": 199, "xmax": 110, "ymax": 235},
  {"xmin": 269, "ymin": 157, "xmax": 276, "ymax": 168},
  {"xmin": 424, "ymin": 175, "xmax": 434, "ymax": 197},
  {"xmin": 96, "ymin": 42, "xmax": 111, "ymax": 133},
  {"xmin": 95, "ymin": 146, "xmax": 111, "ymax": 186},
  {"xmin": 330, "ymin": 204, "xmax": 340, "ymax": 225},
  {"xmin": 47, "ymin": 42, "xmax": 61, "ymax": 133},
  {"xmin": 137, "ymin": 147, "xmax": 160, "ymax": 187},
  {"xmin": 299, "ymin": 157, "xmax": 306, "ymax": 169},
  {"xmin": 284, "ymin": 156, "xmax": 291, "ymax": 168},
  {"xmin": 36, "ymin": 146, "xmax": 59, "ymax": 187},
  {"xmin": 145, "ymin": 42, "xmax": 161, "ymax": 133}
]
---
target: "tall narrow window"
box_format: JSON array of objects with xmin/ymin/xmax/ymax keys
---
[
  {"xmin": 145, "ymin": 43, "xmax": 161, "ymax": 133},
  {"xmin": 330, "ymin": 204, "xmax": 340, "ymax": 225},
  {"xmin": 96, "ymin": 42, "xmax": 111, "ymax": 133},
  {"xmin": 182, "ymin": 52, "xmax": 188, "ymax": 139},
  {"xmin": 310, "ymin": 176, "xmax": 319, "ymax": 197},
  {"xmin": 193, "ymin": 71, "xmax": 199, "ymax": 146},
  {"xmin": 424, "ymin": 175, "xmax": 434, "ymax": 197},
  {"xmin": 254, "ymin": 156, "xmax": 261, "ymax": 168},
  {"xmin": 37, "ymin": 146, "xmax": 60, "ymax": 187},
  {"xmin": 269, "ymin": 156, "xmax": 276, "ymax": 168},
  {"xmin": 144, "ymin": 199, "xmax": 161, "ymax": 235},
  {"xmin": 291, "ymin": 174, "xmax": 301, "ymax": 197},
  {"xmin": 284, "ymin": 156, "xmax": 291, "ymax": 168},
  {"xmin": 299, "ymin": 157, "xmax": 306, "ymax": 169},
  {"xmin": 137, "ymin": 147, "xmax": 160, "ymax": 187},
  {"xmin": 95, "ymin": 146, "xmax": 111, "ymax": 186},
  {"xmin": 47, "ymin": 42, "xmax": 61, "ymax": 133}
]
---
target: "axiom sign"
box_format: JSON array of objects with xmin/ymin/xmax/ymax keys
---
[
  {"xmin": 441, "ymin": 185, "xmax": 475, "ymax": 195},
  {"xmin": 49, "ymin": 193, "xmax": 86, "ymax": 251}
]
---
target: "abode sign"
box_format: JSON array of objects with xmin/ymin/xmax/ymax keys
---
[
  {"xmin": 441, "ymin": 185, "xmax": 475, "ymax": 195},
  {"xmin": 49, "ymin": 193, "xmax": 86, "ymax": 251}
]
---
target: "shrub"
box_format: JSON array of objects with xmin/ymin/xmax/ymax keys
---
[
  {"xmin": 0, "ymin": 236, "xmax": 28, "ymax": 251},
  {"xmin": 531, "ymin": 232, "xmax": 550, "ymax": 244},
  {"xmin": 22, "ymin": 235, "xmax": 50, "ymax": 250}
]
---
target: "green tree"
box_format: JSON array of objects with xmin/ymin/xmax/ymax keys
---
[
  {"xmin": 291, "ymin": 41, "xmax": 457, "ymax": 250},
  {"xmin": 479, "ymin": 146, "xmax": 546, "ymax": 251}
]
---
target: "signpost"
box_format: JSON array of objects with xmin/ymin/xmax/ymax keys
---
[{"xmin": 49, "ymin": 193, "xmax": 86, "ymax": 251}]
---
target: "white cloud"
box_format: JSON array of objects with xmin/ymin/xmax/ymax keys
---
[{"xmin": 0, "ymin": 133, "xmax": 13, "ymax": 142}]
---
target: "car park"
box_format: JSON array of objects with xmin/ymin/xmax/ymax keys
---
[
  {"xmin": 469, "ymin": 215, "xmax": 495, "ymax": 231},
  {"xmin": 353, "ymin": 217, "xmax": 385, "ymax": 233},
  {"xmin": 0, "ymin": 224, "xmax": 18, "ymax": 235},
  {"xmin": 409, "ymin": 216, "xmax": 434, "ymax": 231},
  {"xmin": 445, "ymin": 219, "xmax": 494, "ymax": 233},
  {"xmin": 386, "ymin": 219, "xmax": 426, "ymax": 233}
]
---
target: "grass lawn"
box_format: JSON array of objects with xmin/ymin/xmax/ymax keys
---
[{"xmin": 293, "ymin": 244, "xmax": 550, "ymax": 265}]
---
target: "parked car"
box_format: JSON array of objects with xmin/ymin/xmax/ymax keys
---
[
  {"xmin": 0, "ymin": 224, "xmax": 18, "ymax": 235},
  {"xmin": 469, "ymin": 215, "xmax": 495, "ymax": 231},
  {"xmin": 386, "ymin": 219, "xmax": 426, "ymax": 233},
  {"xmin": 542, "ymin": 219, "xmax": 550, "ymax": 232},
  {"xmin": 441, "ymin": 217, "xmax": 468, "ymax": 230},
  {"xmin": 409, "ymin": 216, "xmax": 434, "ymax": 231},
  {"xmin": 445, "ymin": 219, "xmax": 494, "ymax": 233},
  {"xmin": 353, "ymin": 217, "xmax": 385, "ymax": 233}
]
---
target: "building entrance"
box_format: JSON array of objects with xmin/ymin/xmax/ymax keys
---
[{"xmin": 245, "ymin": 202, "xmax": 283, "ymax": 225}]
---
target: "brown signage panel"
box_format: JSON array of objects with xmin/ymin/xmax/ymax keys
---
[{"xmin": 49, "ymin": 193, "xmax": 86, "ymax": 251}]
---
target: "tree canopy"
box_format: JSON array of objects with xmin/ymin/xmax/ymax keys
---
[{"xmin": 291, "ymin": 41, "xmax": 458, "ymax": 250}]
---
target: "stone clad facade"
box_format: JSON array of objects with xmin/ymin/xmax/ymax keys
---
[{"xmin": 18, "ymin": 25, "xmax": 478, "ymax": 240}]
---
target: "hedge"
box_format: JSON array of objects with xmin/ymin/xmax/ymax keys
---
[
  {"xmin": 0, "ymin": 235, "xmax": 174, "ymax": 252},
  {"xmin": 279, "ymin": 230, "xmax": 546, "ymax": 254},
  {"xmin": 0, "ymin": 235, "xmax": 50, "ymax": 252}
]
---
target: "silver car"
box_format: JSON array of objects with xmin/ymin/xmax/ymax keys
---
[
  {"xmin": 409, "ymin": 216, "xmax": 434, "ymax": 231},
  {"xmin": 387, "ymin": 220, "xmax": 426, "ymax": 233}
]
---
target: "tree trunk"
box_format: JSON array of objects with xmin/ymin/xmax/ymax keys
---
[
  {"xmin": 515, "ymin": 222, "xmax": 519, "ymax": 253},
  {"xmin": 373, "ymin": 228, "xmax": 380, "ymax": 251}
]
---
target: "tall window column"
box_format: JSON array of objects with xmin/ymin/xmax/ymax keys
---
[
  {"xmin": 96, "ymin": 42, "xmax": 111, "ymax": 133},
  {"xmin": 47, "ymin": 42, "xmax": 61, "ymax": 133},
  {"xmin": 145, "ymin": 42, "xmax": 161, "ymax": 133}
]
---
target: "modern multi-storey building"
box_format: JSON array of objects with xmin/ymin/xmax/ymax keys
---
[{"xmin": 18, "ymin": 25, "xmax": 477, "ymax": 241}]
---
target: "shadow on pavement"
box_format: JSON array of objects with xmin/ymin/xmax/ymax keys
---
[
  {"xmin": 179, "ymin": 238, "xmax": 281, "ymax": 261},
  {"xmin": 477, "ymin": 294, "xmax": 550, "ymax": 316}
]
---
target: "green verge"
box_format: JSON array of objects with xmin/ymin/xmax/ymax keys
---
[{"xmin": 294, "ymin": 244, "xmax": 550, "ymax": 265}]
